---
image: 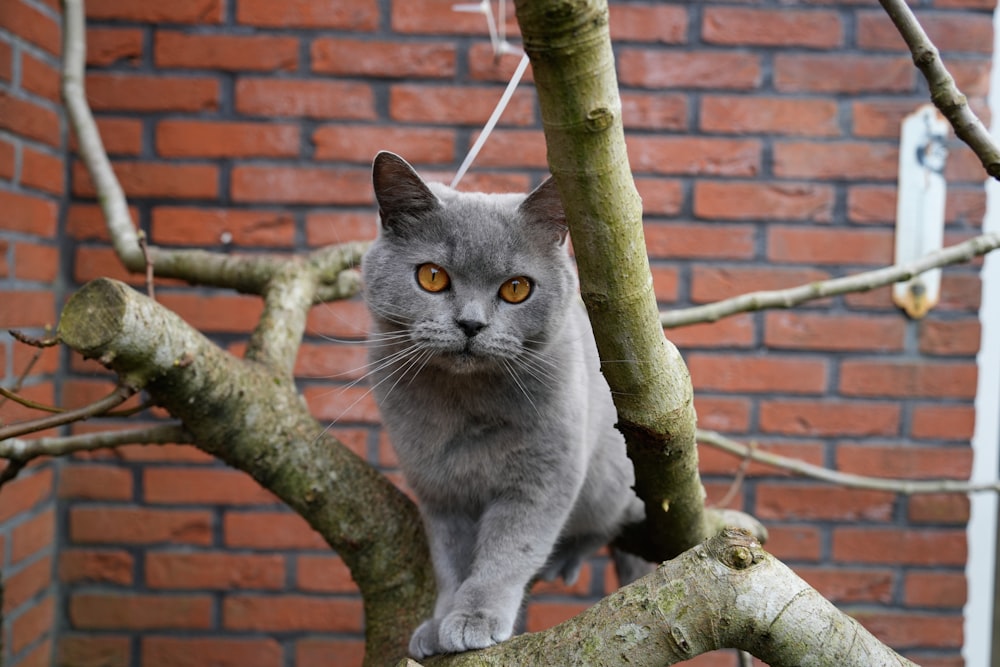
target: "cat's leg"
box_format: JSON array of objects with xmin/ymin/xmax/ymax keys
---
[
  {"xmin": 409, "ymin": 509, "xmax": 477, "ymax": 659},
  {"xmin": 436, "ymin": 495, "xmax": 573, "ymax": 654}
]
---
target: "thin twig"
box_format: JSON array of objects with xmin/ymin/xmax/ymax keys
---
[
  {"xmin": 0, "ymin": 383, "xmax": 137, "ymax": 442},
  {"xmin": 0, "ymin": 460, "xmax": 27, "ymax": 489},
  {"xmin": 137, "ymin": 229, "xmax": 155, "ymax": 299},
  {"xmin": 8, "ymin": 329, "xmax": 59, "ymax": 348},
  {"xmin": 662, "ymin": 232, "xmax": 1000, "ymax": 328},
  {"xmin": 698, "ymin": 428, "xmax": 1000, "ymax": 495},
  {"xmin": 712, "ymin": 440, "xmax": 755, "ymax": 509},
  {"xmin": 878, "ymin": 0, "xmax": 1000, "ymax": 180},
  {"xmin": 0, "ymin": 386, "xmax": 65, "ymax": 413},
  {"xmin": 0, "ymin": 422, "xmax": 189, "ymax": 460}
]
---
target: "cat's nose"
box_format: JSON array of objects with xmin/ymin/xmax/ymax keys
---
[{"xmin": 456, "ymin": 319, "xmax": 487, "ymax": 337}]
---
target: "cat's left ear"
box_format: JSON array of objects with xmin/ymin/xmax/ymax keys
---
[
  {"xmin": 520, "ymin": 177, "xmax": 568, "ymax": 244},
  {"xmin": 372, "ymin": 151, "xmax": 439, "ymax": 233}
]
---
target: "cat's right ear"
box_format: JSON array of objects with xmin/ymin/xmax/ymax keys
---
[{"xmin": 372, "ymin": 151, "xmax": 438, "ymax": 232}]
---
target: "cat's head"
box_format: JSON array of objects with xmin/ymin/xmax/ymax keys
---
[{"xmin": 362, "ymin": 151, "xmax": 576, "ymax": 373}]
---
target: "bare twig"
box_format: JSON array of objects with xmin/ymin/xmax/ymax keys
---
[
  {"xmin": 137, "ymin": 229, "xmax": 155, "ymax": 299},
  {"xmin": 711, "ymin": 439, "xmax": 755, "ymax": 509},
  {"xmin": 8, "ymin": 329, "xmax": 59, "ymax": 348},
  {"xmin": 698, "ymin": 429, "xmax": 1000, "ymax": 495},
  {"xmin": 0, "ymin": 386, "xmax": 64, "ymax": 414},
  {"xmin": 0, "ymin": 460, "xmax": 27, "ymax": 488},
  {"xmin": 0, "ymin": 422, "xmax": 189, "ymax": 461},
  {"xmin": 662, "ymin": 232, "xmax": 1000, "ymax": 328},
  {"xmin": 879, "ymin": 0, "xmax": 1000, "ymax": 180},
  {"xmin": 0, "ymin": 383, "xmax": 137, "ymax": 442}
]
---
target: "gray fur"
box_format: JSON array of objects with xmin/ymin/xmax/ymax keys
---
[{"xmin": 362, "ymin": 152, "xmax": 647, "ymax": 658}]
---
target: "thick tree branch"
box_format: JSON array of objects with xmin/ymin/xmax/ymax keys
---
[
  {"xmin": 879, "ymin": 0, "xmax": 1000, "ymax": 180},
  {"xmin": 662, "ymin": 231, "xmax": 1000, "ymax": 328},
  {"xmin": 56, "ymin": 278, "xmax": 434, "ymax": 667},
  {"xmin": 415, "ymin": 529, "xmax": 916, "ymax": 667},
  {"xmin": 699, "ymin": 429, "xmax": 999, "ymax": 495}
]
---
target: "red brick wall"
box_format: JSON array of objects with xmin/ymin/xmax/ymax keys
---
[
  {"xmin": 0, "ymin": 0, "xmax": 65, "ymax": 666},
  {"xmin": 0, "ymin": 0, "xmax": 990, "ymax": 666}
]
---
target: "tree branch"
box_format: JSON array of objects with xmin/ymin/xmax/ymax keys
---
[
  {"xmin": 699, "ymin": 428, "xmax": 999, "ymax": 495},
  {"xmin": 0, "ymin": 423, "xmax": 189, "ymax": 461},
  {"xmin": 662, "ymin": 232, "xmax": 1000, "ymax": 328},
  {"xmin": 0, "ymin": 383, "xmax": 136, "ymax": 443},
  {"xmin": 879, "ymin": 0, "xmax": 1000, "ymax": 180},
  {"xmin": 414, "ymin": 529, "xmax": 916, "ymax": 667}
]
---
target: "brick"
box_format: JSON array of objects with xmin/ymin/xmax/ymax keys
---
[
  {"xmin": 21, "ymin": 50, "xmax": 60, "ymax": 102},
  {"xmin": 236, "ymin": 78, "xmax": 374, "ymax": 120},
  {"xmin": 303, "ymin": 384, "xmax": 381, "ymax": 424},
  {"xmin": 609, "ymin": 4, "xmax": 686, "ymax": 43},
  {"xmin": 774, "ymin": 54, "xmax": 913, "ymax": 93},
  {"xmin": 0, "ymin": 240, "xmax": 8, "ymax": 277},
  {"xmin": 847, "ymin": 185, "xmax": 896, "ymax": 223},
  {"xmin": 630, "ymin": 136, "xmax": 762, "ymax": 177},
  {"xmin": 702, "ymin": 8, "xmax": 842, "ymax": 48},
  {"xmin": 525, "ymin": 601, "xmax": 591, "ymax": 632},
  {"xmin": 650, "ymin": 265, "xmax": 679, "ymax": 302},
  {"xmin": 3, "ymin": 555, "xmax": 52, "ymax": 613},
  {"xmin": 58, "ymin": 464, "xmax": 133, "ymax": 500},
  {"xmin": 70, "ymin": 593, "xmax": 213, "ymax": 630},
  {"xmin": 760, "ymin": 525, "xmax": 822, "ymax": 562},
  {"xmin": 774, "ymin": 141, "xmax": 897, "ymax": 180},
  {"xmin": 832, "ymin": 528, "xmax": 965, "ymax": 565},
  {"xmin": 839, "ymin": 359, "xmax": 977, "ymax": 399},
  {"xmin": 0, "ymin": 383, "xmax": 56, "ymax": 430},
  {"xmin": 85, "ymin": 73, "xmax": 218, "ymax": 112},
  {"xmin": 59, "ymin": 548, "xmax": 134, "ymax": 585},
  {"xmin": 620, "ymin": 92, "xmax": 687, "ymax": 131},
  {"xmin": 946, "ymin": 187, "xmax": 987, "ymax": 226},
  {"xmin": 618, "ymin": 49, "xmax": 761, "ymax": 89},
  {"xmin": 56, "ymin": 636, "xmax": 130, "ymax": 667},
  {"xmin": 856, "ymin": 612, "xmax": 963, "ymax": 649},
  {"xmin": 904, "ymin": 572, "xmax": 966, "ymax": 607},
  {"xmin": 306, "ymin": 300, "xmax": 373, "ymax": 339},
  {"xmin": 857, "ymin": 10, "xmax": 993, "ymax": 54},
  {"xmin": 305, "ymin": 212, "xmax": 378, "ymax": 246},
  {"xmin": 224, "ymin": 595, "xmax": 363, "ymax": 632},
  {"xmin": 391, "ymin": 0, "xmax": 515, "ymax": 35},
  {"xmin": 224, "ymin": 510, "xmax": 328, "ymax": 550},
  {"xmin": 293, "ymin": 344, "xmax": 370, "ymax": 381},
  {"xmin": 701, "ymin": 438, "xmax": 825, "ymax": 477},
  {"xmin": 701, "ymin": 96, "xmax": 839, "ymax": 137},
  {"xmin": 156, "ymin": 119, "xmax": 300, "ymax": 158},
  {"xmin": 146, "ymin": 552, "xmax": 285, "ymax": 590},
  {"xmin": 230, "ymin": 165, "xmax": 371, "ymax": 205},
  {"xmin": 797, "ymin": 567, "xmax": 894, "ymax": 604},
  {"xmin": 142, "ymin": 637, "xmax": 283, "ymax": 667},
  {"xmin": 694, "ymin": 181, "xmax": 833, "ymax": 221},
  {"xmin": 155, "ymin": 32, "xmax": 298, "ymax": 71},
  {"xmin": 389, "ymin": 84, "xmax": 534, "ymax": 126},
  {"xmin": 73, "ymin": 246, "xmax": 144, "ymax": 285},
  {"xmin": 691, "ymin": 266, "xmax": 831, "ymax": 303},
  {"xmin": 911, "ymin": 404, "xmax": 975, "ymax": 441},
  {"xmin": 634, "ymin": 177, "xmax": 684, "ymax": 216},
  {"xmin": 11, "ymin": 506, "xmax": 55, "ymax": 563},
  {"xmin": 20, "ymin": 145, "xmax": 64, "ymax": 195},
  {"xmin": 837, "ymin": 444, "xmax": 972, "ymax": 480},
  {"xmin": 76, "ymin": 117, "xmax": 144, "ymax": 156},
  {"xmin": 949, "ymin": 59, "xmax": 992, "ymax": 97},
  {"xmin": 11, "ymin": 595, "xmax": 54, "ymax": 653},
  {"xmin": 690, "ymin": 395, "xmax": 752, "ymax": 432},
  {"xmin": 646, "ymin": 222, "xmax": 756, "ymax": 260},
  {"xmin": 852, "ymin": 99, "xmax": 926, "ymax": 139},
  {"xmin": 918, "ymin": 319, "xmax": 980, "ymax": 356},
  {"xmin": 0, "ymin": 290, "xmax": 57, "ymax": 328},
  {"xmin": 0, "ymin": 91, "xmax": 61, "ymax": 146},
  {"xmin": 470, "ymin": 129, "xmax": 546, "ymax": 168},
  {"xmin": 296, "ymin": 638, "xmax": 364, "ymax": 667},
  {"xmin": 767, "ymin": 227, "xmax": 893, "ymax": 265},
  {"xmin": 908, "ymin": 493, "xmax": 969, "ymax": 523},
  {"xmin": 73, "ymin": 161, "xmax": 218, "ymax": 199},
  {"xmin": 313, "ymin": 125, "xmax": 454, "ymax": 164},
  {"xmin": 237, "ymin": 0, "xmax": 377, "ymax": 29},
  {"xmin": 68, "ymin": 507, "xmax": 212, "ymax": 545},
  {"xmin": 947, "ymin": 144, "xmax": 993, "ymax": 182},
  {"xmin": 144, "ymin": 468, "xmax": 277, "ymax": 505},
  {"xmin": 296, "ymin": 554, "xmax": 360, "ymax": 593},
  {"xmin": 156, "ymin": 292, "xmax": 263, "ymax": 332},
  {"xmin": 687, "ymin": 354, "xmax": 827, "ymax": 394},
  {"xmin": 13, "ymin": 339, "xmax": 60, "ymax": 376},
  {"xmin": 0, "ymin": 39, "xmax": 12, "ymax": 81},
  {"xmin": 85, "ymin": 28, "xmax": 142, "ymax": 67},
  {"xmin": 760, "ymin": 400, "xmax": 899, "ymax": 437},
  {"xmin": 0, "ymin": 0, "xmax": 61, "ymax": 55},
  {"xmin": 311, "ymin": 38, "xmax": 455, "ymax": 78},
  {"xmin": 86, "ymin": 0, "xmax": 222, "ymax": 23},
  {"xmin": 18, "ymin": 639, "xmax": 52, "ymax": 667},
  {"xmin": 13, "ymin": 242, "xmax": 59, "ymax": 282},
  {"xmin": 0, "ymin": 136, "xmax": 14, "ymax": 179},
  {"xmin": 756, "ymin": 484, "xmax": 894, "ymax": 521},
  {"xmin": 152, "ymin": 207, "xmax": 295, "ymax": 247},
  {"xmin": 765, "ymin": 312, "xmax": 905, "ymax": 352}
]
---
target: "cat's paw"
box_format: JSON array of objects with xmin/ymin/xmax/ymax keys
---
[
  {"xmin": 438, "ymin": 609, "xmax": 513, "ymax": 653},
  {"xmin": 409, "ymin": 619, "xmax": 442, "ymax": 659}
]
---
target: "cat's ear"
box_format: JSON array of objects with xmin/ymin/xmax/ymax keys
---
[
  {"xmin": 519, "ymin": 177, "xmax": 569, "ymax": 244},
  {"xmin": 372, "ymin": 151, "xmax": 439, "ymax": 231}
]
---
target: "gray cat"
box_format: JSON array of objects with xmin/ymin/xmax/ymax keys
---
[{"xmin": 362, "ymin": 151, "xmax": 648, "ymax": 658}]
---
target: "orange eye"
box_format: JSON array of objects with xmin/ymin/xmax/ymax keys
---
[
  {"xmin": 499, "ymin": 276, "xmax": 532, "ymax": 304},
  {"xmin": 416, "ymin": 263, "xmax": 450, "ymax": 293}
]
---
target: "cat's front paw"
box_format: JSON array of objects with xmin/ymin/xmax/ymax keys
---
[
  {"xmin": 438, "ymin": 609, "xmax": 513, "ymax": 653},
  {"xmin": 409, "ymin": 619, "xmax": 442, "ymax": 659}
]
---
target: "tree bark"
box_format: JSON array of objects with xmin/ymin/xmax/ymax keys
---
[{"xmin": 56, "ymin": 278, "xmax": 434, "ymax": 667}]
